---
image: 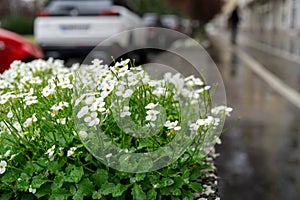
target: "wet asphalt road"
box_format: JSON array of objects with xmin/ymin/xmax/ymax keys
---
[{"xmin": 209, "ymin": 31, "xmax": 300, "ymax": 200}]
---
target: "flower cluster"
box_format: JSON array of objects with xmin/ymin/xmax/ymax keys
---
[{"xmin": 0, "ymin": 58, "xmax": 231, "ymax": 199}]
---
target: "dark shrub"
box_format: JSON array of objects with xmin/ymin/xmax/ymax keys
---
[{"xmin": 2, "ymin": 15, "xmax": 34, "ymax": 35}]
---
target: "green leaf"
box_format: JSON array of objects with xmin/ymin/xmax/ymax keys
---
[
  {"xmin": 147, "ymin": 189, "xmax": 157, "ymax": 200},
  {"xmin": 160, "ymin": 187, "xmax": 173, "ymax": 195},
  {"xmin": 15, "ymin": 179, "xmax": 29, "ymax": 191},
  {"xmin": 49, "ymin": 188, "xmax": 71, "ymax": 200},
  {"xmin": 188, "ymin": 182, "xmax": 202, "ymax": 193},
  {"xmin": 24, "ymin": 162, "xmax": 35, "ymax": 177},
  {"xmin": 172, "ymin": 188, "xmax": 181, "ymax": 196},
  {"xmin": 1, "ymin": 170, "xmax": 18, "ymax": 183},
  {"xmin": 92, "ymin": 169, "xmax": 108, "ymax": 188},
  {"xmin": 173, "ymin": 176, "xmax": 184, "ymax": 188},
  {"xmin": 131, "ymin": 184, "xmax": 146, "ymax": 200},
  {"xmin": 31, "ymin": 174, "xmax": 49, "ymax": 189},
  {"xmin": 69, "ymin": 185, "xmax": 77, "ymax": 195},
  {"xmin": 66, "ymin": 166, "xmax": 84, "ymax": 183},
  {"xmin": 193, "ymin": 154, "xmax": 205, "ymax": 165},
  {"xmin": 181, "ymin": 190, "xmax": 194, "ymax": 200},
  {"xmin": 84, "ymin": 154, "xmax": 93, "ymax": 162},
  {"xmin": 189, "ymin": 167, "xmax": 203, "ymax": 181},
  {"xmin": 51, "ymin": 172, "xmax": 65, "ymax": 190},
  {"xmin": 92, "ymin": 190, "xmax": 102, "ymax": 199},
  {"xmin": 33, "ymin": 158, "xmax": 48, "ymax": 172},
  {"xmin": 148, "ymin": 174, "xmax": 160, "ymax": 186},
  {"xmin": 112, "ymin": 183, "xmax": 129, "ymax": 197},
  {"xmin": 137, "ymin": 139, "xmax": 153, "ymax": 150},
  {"xmin": 77, "ymin": 178, "xmax": 95, "ymax": 196},
  {"xmin": 73, "ymin": 192, "xmax": 83, "ymax": 200},
  {"xmin": 47, "ymin": 160, "xmax": 65, "ymax": 174},
  {"xmin": 135, "ymin": 173, "xmax": 146, "ymax": 182},
  {"xmin": 119, "ymin": 154, "xmax": 138, "ymax": 172},
  {"xmin": 157, "ymin": 177, "xmax": 174, "ymax": 188},
  {"xmin": 0, "ymin": 193, "xmax": 13, "ymax": 200},
  {"xmin": 35, "ymin": 184, "xmax": 51, "ymax": 198},
  {"xmin": 101, "ymin": 182, "xmax": 115, "ymax": 195}
]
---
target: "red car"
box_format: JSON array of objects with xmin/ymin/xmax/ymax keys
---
[{"xmin": 0, "ymin": 28, "xmax": 44, "ymax": 73}]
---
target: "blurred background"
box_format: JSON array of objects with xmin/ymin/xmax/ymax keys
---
[{"xmin": 0, "ymin": 0, "xmax": 300, "ymax": 199}]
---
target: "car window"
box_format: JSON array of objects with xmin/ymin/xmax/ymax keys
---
[{"xmin": 46, "ymin": 0, "xmax": 113, "ymax": 15}]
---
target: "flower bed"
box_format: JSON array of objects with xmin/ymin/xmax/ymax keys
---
[{"xmin": 0, "ymin": 59, "xmax": 231, "ymax": 199}]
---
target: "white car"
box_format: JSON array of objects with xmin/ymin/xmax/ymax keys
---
[{"xmin": 34, "ymin": 0, "xmax": 146, "ymax": 60}]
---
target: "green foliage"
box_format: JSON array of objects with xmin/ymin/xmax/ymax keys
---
[
  {"xmin": 0, "ymin": 59, "xmax": 230, "ymax": 199},
  {"xmin": 2, "ymin": 16, "xmax": 34, "ymax": 35},
  {"xmin": 130, "ymin": 0, "xmax": 180, "ymax": 15}
]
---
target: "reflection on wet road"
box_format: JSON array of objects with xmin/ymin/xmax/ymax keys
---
[
  {"xmin": 210, "ymin": 35, "xmax": 300, "ymax": 200},
  {"xmin": 243, "ymin": 46, "xmax": 300, "ymax": 92}
]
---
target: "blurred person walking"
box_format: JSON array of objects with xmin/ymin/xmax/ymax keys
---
[{"xmin": 228, "ymin": 5, "xmax": 240, "ymax": 45}]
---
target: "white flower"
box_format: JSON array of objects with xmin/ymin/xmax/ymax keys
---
[
  {"xmin": 51, "ymin": 104, "xmax": 62, "ymax": 111},
  {"xmin": 0, "ymin": 93, "xmax": 11, "ymax": 104},
  {"xmin": 79, "ymin": 131, "xmax": 88, "ymax": 139},
  {"xmin": 146, "ymin": 110, "xmax": 160, "ymax": 121},
  {"xmin": 194, "ymin": 78, "xmax": 204, "ymax": 86},
  {"xmin": 211, "ymin": 106, "xmax": 233, "ymax": 116},
  {"xmin": 45, "ymin": 145, "xmax": 55, "ymax": 158},
  {"xmin": 91, "ymin": 59, "xmax": 103, "ymax": 66},
  {"xmin": 77, "ymin": 106, "xmax": 89, "ymax": 119},
  {"xmin": 185, "ymin": 76, "xmax": 204, "ymax": 87},
  {"xmin": 190, "ymin": 116, "xmax": 216, "ymax": 131},
  {"xmin": 29, "ymin": 185, "xmax": 36, "ymax": 194},
  {"xmin": 115, "ymin": 85, "xmax": 133, "ymax": 98},
  {"xmin": 59, "ymin": 101, "xmax": 69, "ymax": 108},
  {"xmin": 204, "ymin": 85, "xmax": 211, "ymax": 91},
  {"xmin": 42, "ymin": 86, "xmax": 55, "ymax": 97},
  {"xmin": 189, "ymin": 123, "xmax": 199, "ymax": 131},
  {"xmin": 85, "ymin": 96, "xmax": 97, "ymax": 105},
  {"xmin": 148, "ymin": 80, "xmax": 160, "ymax": 87},
  {"xmin": 152, "ymin": 87, "xmax": 166, "ymax": 97},
  {"xmin": 127, "ymin": 74, "xmax": 139, "ymax": 86},
  {"xmin": 165, "ymin": 73, "xmax": 184, "ymax": 92},
  {"xmin": 23, "ymin": 114, "xmax": 37, "ymax": 127},
  {"xmin": 120, "ymin": 106, "xmax": 131, "ymax": 118},
  {"xmin": 101, "ymin": 83, "xmax": 114, "ymax": 98},
  {"xmin": 13, "ymin": 122, "xmax": 22, "ymax": 132},
  {"xmin": 29, "ymin": 77, "xmax": 42, "ymax": 85},
  {"xmin": 0, "ymin": 160, "xmax": 7, "ymax": 174},
  {"xmin": 145, "ymin": 103, "xmax": 158, "ymax": 110},
  {"xmin": 215, "ymin": 137, "xmax": 222, "ymax": 144},
  {"xmin": 4, "ymin": 150, "xmax": 11, "ymax": 157},
  {"xmin": 117, "ymin": 65, "xmax": 129, "ymax": 77},
  {"xmin": 105, "ymin": 153, "xmax": 113, "ymax": 158},
  {"xmin": 7, "ymin": 111, "xmax": 13, "ymax": 118},
  {"xmin": 32, "ymin": 114, "xmax": 38, "ymax": 122},
  {"xmin": 84, "ymin": 112, "xmax": 100, "ymax": 127},
  {"xmin": 90, "ymin": 100, "xmax": 106, "ymax": 113},
  {"xmin": 67, "ymin": 147, "xmax": 77, "ymax": 157},
  {"xmin": 164, "ymin": 120, "xmax": 181, "ymax": 131},
  {"xmin": 57, "ymin": 118, "xmax": 66, "ymax": 125},
  {"xmin": 58, "ymin": 80, "xmax": 73, "ymax": 89},
  {"xmin": 24, "ymin": 96, "xmax": 38, "ymax": 106},
  {"xmin": 204, "ymin": 116, "xmax": 214, "ymax": 125},
  {"xmin": 115, "ymin": 59, "xmax": 130, "ymax": 67},
  {"xmin": 24, "ymin": 117, "xmax": 33, "ymax": 128}
]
